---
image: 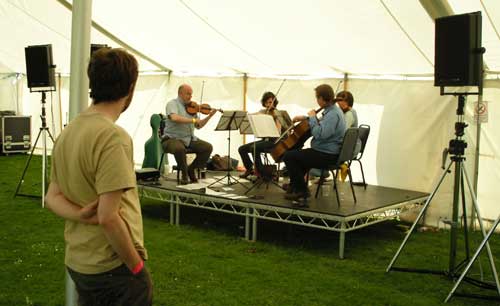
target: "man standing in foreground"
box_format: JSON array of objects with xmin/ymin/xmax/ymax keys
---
[{"xmin": 45, "ymin": 48, "xmax": 152, "ymax": 305}]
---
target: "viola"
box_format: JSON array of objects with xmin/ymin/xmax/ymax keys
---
[
  {"xmin": 270, "ymin": 107, "xmax": 323, "ymax": 162},
  {"xmin": 185, "ymin": 101, "xmax": 222, "ymax": 115}
]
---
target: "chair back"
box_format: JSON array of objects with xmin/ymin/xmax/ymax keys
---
[
  {"xmin": 354, "ymin": 124, "xmax": 370, "ymax": 160},
  {"xmin": 337, "ymin": 127, "xmax": 359, "ymax": 165}
]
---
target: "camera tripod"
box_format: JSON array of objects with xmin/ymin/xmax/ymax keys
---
[
  {"xmin": 386, "ymin": 95, "xmax": 500, "ymax": 301},
  {"xmin": 14, "ymin": 91, "xmax": 55, "ymax": 207}
]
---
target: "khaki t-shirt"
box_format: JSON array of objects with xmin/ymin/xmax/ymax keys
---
[{"xmin": 51, "ymin": 111, "xmax": 146, "ymax": 274}]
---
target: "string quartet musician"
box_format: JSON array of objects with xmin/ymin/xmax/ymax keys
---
[
  {"xmin": 162, "ymin": 84, "xmax": 217, "ymax": 184},
  {"xmin": 238, "ymin": 92, "xmax": 281, "ymax": 179},
  {"xmin": 282, "ymin": 84, "xmax": 346, "ymax": 202}
]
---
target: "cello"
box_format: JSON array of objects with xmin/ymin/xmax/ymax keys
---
[{"xmin": 270, "ymin": 107, "xmax": 323, "ymax": 162}]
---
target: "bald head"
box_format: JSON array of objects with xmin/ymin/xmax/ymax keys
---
[{"xmin": 178, "ymin": 84, "xmax": 193, "ymax": 103}]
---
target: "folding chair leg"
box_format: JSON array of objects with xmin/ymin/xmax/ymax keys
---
[
  {"xmin": 158, "ymin": 153, "xmax": 164, "ymax": 171},
  {"xmin": 333, "ymin": 170, "xmax": 341, "ymax": 206},
  {"xmin": 314, "ymin": 169, "xmax": 326, "ymax": 198},
  {"xmin": 357, "ymin": 160, "xmax": 367, "ymax": 189},
  {"xmin": 347, "ymin": 168, "xmax": 357, "ymax": 203}
]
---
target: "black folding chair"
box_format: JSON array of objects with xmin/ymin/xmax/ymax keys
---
[
  {"xmin": 352, "ymin": 124, "xmax": 370, "ymax": 189},
  {"xmin": 314, "ymin": 127, "xmax": 360, "ymax": 205}
]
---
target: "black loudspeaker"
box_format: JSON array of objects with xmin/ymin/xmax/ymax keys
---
[
  {"xmin": 24, "ymin": 44, "xmax": 56, "ymax": 89},
  {"xmin": 434, "ymin": 12, "xmax": 483, "ymax": 87}
]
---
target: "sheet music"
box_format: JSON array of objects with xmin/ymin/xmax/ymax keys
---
[
  {"xmin": 215, "ymin": 110, "xmax": 247, "ymax": 131},
  {"xmin": 247, "ymin": 114, "xmax": 280, "ymax": 138}
]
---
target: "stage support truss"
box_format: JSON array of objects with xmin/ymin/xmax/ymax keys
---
[{"xmin": 139, "ymin": 185, "xmax": 426, "ymax": 258}]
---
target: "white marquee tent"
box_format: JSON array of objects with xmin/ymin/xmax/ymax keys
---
[{"xmin": 0, "ymin": 0, "xmax": 499, "ymax": 225}]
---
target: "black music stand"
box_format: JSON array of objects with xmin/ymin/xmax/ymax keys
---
[
  {"xmin": 208, "ymin": 111, "xmax": 248, "ymax": 188},
  {"xmin": 240, "ymin": 113, "xmax": 282, "ymax": 195}
]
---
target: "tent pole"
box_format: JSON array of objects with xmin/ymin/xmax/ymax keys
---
[
  {"xmin": 471, "ymin": 76, "xmax": 485, "ymax": 230},
  {"xmin": 57, "ymin": 73, "xmax": 63, "ymax": 134},
  {"xmin": 68, "ymin": 0, "xmax": 92, "ymax": 121},
  {"xmin": 418, "ymin": 0, "xmax": 453, "ymax": 20},
  {"xmin": 243, "ymin": 73, "xmax": 248, "ymax": 145},
  {"xmin": 343, "ymin": 73, "xmax": 348, "ymax": 91},
  {"xmin": 67, "ymin": 2, "xmax": 93, "ymax": 305}
]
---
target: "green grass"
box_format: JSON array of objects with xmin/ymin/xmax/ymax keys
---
[{"xmin": 0, "ymin": 155, "xmax": 499, "ymax": 305}]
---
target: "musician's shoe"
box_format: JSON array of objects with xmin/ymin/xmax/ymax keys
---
[
  {"xmin": 239, "ymin": 169, "xmax": 254, "ymax": 179},
  {"xmin": 284, "ymin": 190, "xmax": 310, "ymax": 201},
  {"xmin": 292, "ymin": 199, "xmax": 309, "ymax": 208},
  {"xmin": 282, "ymin": 183, "xmax": 294, "ymax": 194},
  {"xmin": 188, "ymin": 166, "xmax": 198, "ymax": 183},
  {"xmin": 180, "ymin": 176, "xmax": 189, "ymax": 185}
]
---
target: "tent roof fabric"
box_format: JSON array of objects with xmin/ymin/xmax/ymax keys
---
[{"xmin": 2, "ymin": 0, "xmax": 500, "ymax": 77}]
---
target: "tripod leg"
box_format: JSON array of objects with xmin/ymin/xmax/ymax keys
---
[
  {"xmin": 42, "ymin": 128, "xmax": 47, "ymax": 207},
  {"xmin": 445, "ymin": 215, "xmax": 500, "ymax": 302},
  {"xmin": 462, "ymin": 166, "xmax": 500, "ymax": 294},
  {"xmin": 449, "ymin": 160, "xmax": 463, "ymax": 275},
  {"xmin": 14, "ymin": 128, "xmax": 43, "ymax": 198},
  {"xmin": 386, "ymin": 160, "xmax": 454, "ymax": 272},
  {"xmin": 460, "ymin": 172, "xmax": 470, "ymax": 260},
  {"xmin": 46, "ymin": 128, "xmax": 56, "ymax": 143}
]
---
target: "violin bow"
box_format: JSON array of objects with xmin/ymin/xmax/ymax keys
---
[
  {"xmin": 272, "ymin": 78, "xmax": 286, "ymax": 105},
  {"xmin": 199, "ymin": 80, "xmax": 206, "ymax": 112}
]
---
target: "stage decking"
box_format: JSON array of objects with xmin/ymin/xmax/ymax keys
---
[{"xmin": 138, "ymin": 172, "xmax": 428, "ymax": 258}]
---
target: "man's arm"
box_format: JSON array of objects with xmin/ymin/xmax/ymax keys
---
[
  {"xmin": 196, "ymin": 109, "xmax": 217, "ymax": 128},
  {"xmin": 97, "ymin": 190, "xmax": 143, "ymax": 271},
  {"xmin": 169, "ymin": 113, "xmax": 198, "ymax": 124},
  {"xmin": 45, "ymin": 182, "xmax": 98, "ymax": 224}
]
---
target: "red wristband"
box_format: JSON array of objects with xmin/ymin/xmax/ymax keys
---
[{"xmin": 131, "ymin": 260, "xmax": 144, "ymax": 275}]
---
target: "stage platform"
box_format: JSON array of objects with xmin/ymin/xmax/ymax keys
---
[{"xmin": 138, "ymin": 172, "xmax": 428, "ymax": 258}]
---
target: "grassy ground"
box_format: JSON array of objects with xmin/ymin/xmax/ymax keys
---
[{"xmin": 0, "ymin": 154, "xmax": 499, "ymax": 306}]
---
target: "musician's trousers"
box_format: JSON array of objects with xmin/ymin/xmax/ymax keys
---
[
  {"xmin": 238, "ymin": 140, "xmax": 275, "ymax": 173},
  {"xmin": 283, "ymin": 148, "xmax": 338, "ymax": 193},
  {"xmin": 162, "ymin": 138, "xmax": 213, "ymax": 176}
]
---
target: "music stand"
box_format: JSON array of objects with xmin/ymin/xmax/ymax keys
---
[
  {"xmin": 242, "ymin": 113, "xmax": 282, "ymax": 195},
  {"xmin": 208, "ymin": 110, "xmax": 248, "ymax": 188}
]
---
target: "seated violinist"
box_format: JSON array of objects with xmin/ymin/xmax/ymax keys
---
[
  {"xmin": 238, "ymin": 92, "xmax": 281, "ymax": 179},
  {"xmin": 162, "ymin": 84, "xmax": 217, "ymax": 184},
  {"xmin": 282, "ymin": 84, "xmax": 346, "ymax": 202}
]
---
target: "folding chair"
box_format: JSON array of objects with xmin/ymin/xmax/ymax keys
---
[
  {"xmin": 352, "ymin": 124, "xmax": 370, "ymax": 189},
  {"xmin": 314, "ymin": 127, "xmax": 360, "ymax": 205}
]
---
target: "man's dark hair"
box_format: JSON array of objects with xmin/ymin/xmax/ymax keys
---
[
  {"xmin": 336, "ymin": 90, "xmax": 354, "ymax": 107},
  {"xmin": 314, "ymin": 84, "xmax": 334, "ymax": 103},
  {"xmin": 261, "ymin": 91, "xmax": 278, "ymax": 107},
  {"xmin": 88, "ymin": 48, "xmax": 138, "ymax": 104}
]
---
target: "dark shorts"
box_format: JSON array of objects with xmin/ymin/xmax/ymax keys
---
[{"xmin": 67, "ymin": 264, "xmax": 153, "ymax": 306}]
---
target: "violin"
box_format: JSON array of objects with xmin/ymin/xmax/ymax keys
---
[
  {"xmin": 265, "ymin": 105, "xmax": 278, "ymax": 119},
  {"xmin": 185, "ymin": 101, "xmax": 222, "ymax": 115}
]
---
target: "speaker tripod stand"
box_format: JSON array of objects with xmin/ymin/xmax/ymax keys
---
[
  {"xmin": 386, "ymin": 95, "xmax": 500, "ymax": 302},
  {"xmin": 14, "ymin": 91, "xmax": 55, "ymax": 207}
]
